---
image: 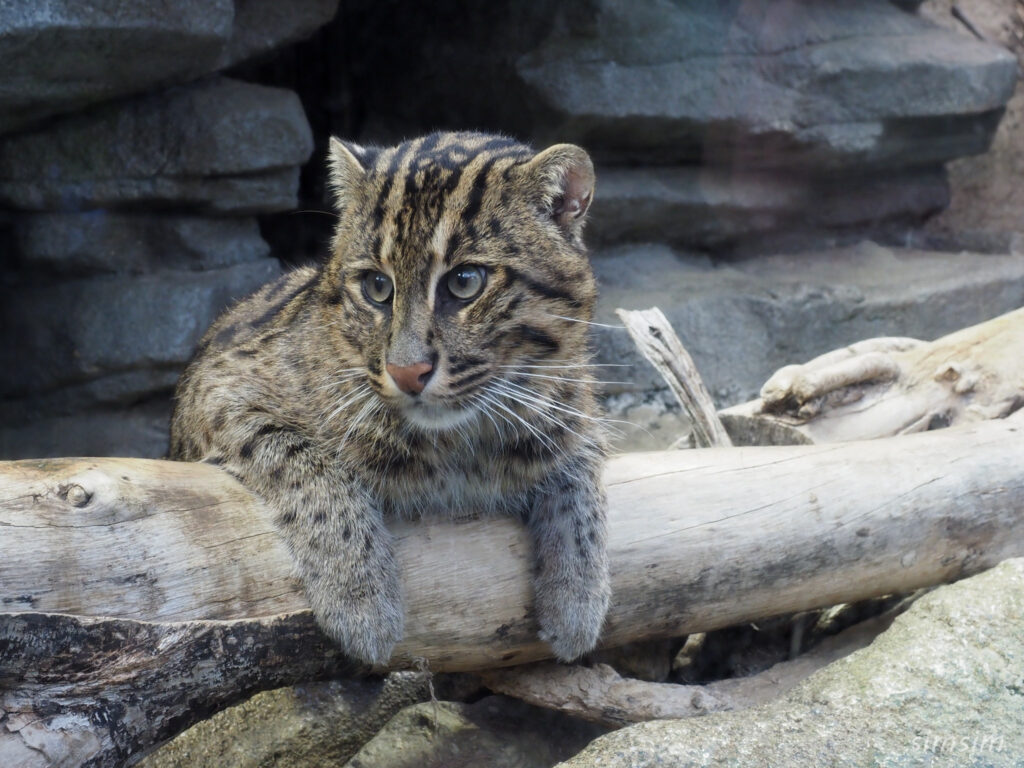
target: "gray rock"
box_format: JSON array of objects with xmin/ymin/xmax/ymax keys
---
[
  {"xmin": 558, "ymin": 558, "xmax": 1024, "ymax": 767},
  {"xmin": 344, "ymin": 696, "xmax": 606, "ymax": 768},
  {"xmin": 589, "ymin": 165, "xmax": 950, "ymax": 249},
  {"xmin": 0, "ymin": 1, "xmax": 233, "ymax": 135},
  {"xmin": 220, "ymin": 0, "xmax": 340, "ymax": 67},
  {"xmin": 0, "ymin": 78, "xmax": 313, "ymax": 213},
  {"xmin": 11, "ymin": 213, "xmax": 270, "ymax": 275},
  {"xmin": 592, "ymin": 242, "xmax": 1024, "ymax": 413},
  {"xmin": 0, "ymin": 400, "xmax": 173, "ymax": 460},
  {"xmin": 518, "ymin": 0, "xmax": 1017, "ymax": 169},
  {"xmin": 0, "ymin": 1, "xmax": 340, "ymax": 136},
  {"xmin": 0, "ymin": 258, "xmax": 281, "ymax": 400},
  {"xmin": 140, "ymin": 673, "xmax": 433, "ymax": 768}
]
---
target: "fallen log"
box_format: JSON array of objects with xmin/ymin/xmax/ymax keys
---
[
  {"xmin": 719, "ymin": 306, "xmax": 1024, "ymax": 445},
  {"xmin": 480, "ymin": 611, "xmax": 896, "ymax": 727},
  {"xmin": 2, "ymin": 412, "xmax": 1023, "ymax": 765}
]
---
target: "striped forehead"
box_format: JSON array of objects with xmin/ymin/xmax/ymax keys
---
[{"xmin": 363, "ymin": 132, "xmax": 531, "ymax": 271}]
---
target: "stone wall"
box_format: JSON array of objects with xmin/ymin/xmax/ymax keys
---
[{"xmin": 1, "ymin": 0, "xmax": 1020, "ymax": 458}]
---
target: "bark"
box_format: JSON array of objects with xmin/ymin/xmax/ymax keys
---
[
  {"xmin": 719, "ymin": 306, "xmax": 1024, "ymax": 445},
  {"xmin": 2, "ymin": 412, "xmax": 1023, "ymax": 765}
]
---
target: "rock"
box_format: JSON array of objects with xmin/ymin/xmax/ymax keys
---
[
  {"xmin": 0, "ymin": 78, "xmax": 314, "ymax": 213},
  {"xmin": 0, "ymin": 400, "xmax": 173, "ymax": 460},
  {"xmin": 344, "ymin": 696, "xmax": 606, "ymax": 768},
  {"xmin": 140, "ymin": 673, "xmax": 433, "ymax": 768},
  {"xmin": 352, "ymin": 0, "xmax": 1015, "ymax": 171},
  {"xmin": 557, "ymin": 558, "xmax": 1024, "ymax": 767},
  {"xmin": 592, "ymin": 242, "xmax": 1024, "ymax": 418},
  {"xmin": 517, "ymin": 0, "xmax": 1017, "ymax": 169},
  {"xmin": 0, "ymin": 1, "xmax": 233, "ymax": 135},
  {"xmin": 588, "ymin": 165, "xmax": 950, "ymax": 249},
  {"xmin": 0, "ymin": 259, "xmax": 281, "ymax": 401},
  {"xmin": 221, "ymin": 0, "xmax": 341, "ymax": 67},
  {"xmin": 11, "ymin": 213, "xmax": 270, "ymax": 276},
  {"xmin": 0, "ymin": 1, "xmax": 340, "ymax": 136},
  {"xmin": 921, "ymin": 0, "xmax": 1024, "ymax": 248}
]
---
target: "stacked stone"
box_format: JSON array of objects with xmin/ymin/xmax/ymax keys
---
[
  {"xmin": 0, "ymin": 1, "xmax": 338, "ymax": 458},
  {"xmin": 351, "ymin": 0, "xmax": 1018, "ymax": 249}
]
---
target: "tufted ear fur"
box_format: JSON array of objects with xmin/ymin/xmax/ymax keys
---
[
  {"xmin": 523, "ymin": 143, "xmax": 595, "ymax": 243},
  {"xmin": 327, "ymin": 137, "xmax": 375, "ymax": 213}
]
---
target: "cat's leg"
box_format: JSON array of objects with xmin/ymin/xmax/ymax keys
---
[
  {"xmin": 527, "ymin": 457, "xmax": 611, "ymax": 661},
  {"xmin": 203, "ymin": 418, "xmax": 403, "ymax": 666}
]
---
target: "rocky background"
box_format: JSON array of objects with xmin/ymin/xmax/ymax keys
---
[{"xmin": 1, "ymin": 0, "xmax": 1022, "ymax": 458}]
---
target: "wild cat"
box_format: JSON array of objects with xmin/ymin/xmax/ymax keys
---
[{"xmin": 171, "ymin": 131, "xmax": 610, "ymax": 665}]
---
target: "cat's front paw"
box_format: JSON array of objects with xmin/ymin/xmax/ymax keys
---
[
  {"xmin": 307, "ymin": 572, "xmax": 405, "ymax": 666},
  {"xmin": 535, "ymin": 578, "xmax": 610, "ymax": 662}
]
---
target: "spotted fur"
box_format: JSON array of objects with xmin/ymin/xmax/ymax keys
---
[{"xmin": 170, "ymin": 131, "xmax": 610, "ymax": 665}]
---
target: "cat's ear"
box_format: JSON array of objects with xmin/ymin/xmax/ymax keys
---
[
  {"xmin": 524, "ymin": 143, "xmax": 595, "ymax": 241},
  {"xmin": 327, "ymin": 137, "xmax": 375, "ymax": 212}
]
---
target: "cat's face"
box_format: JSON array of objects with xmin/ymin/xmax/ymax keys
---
[{"xmin": 316, "ymin": 132, "xmax": 597, "ymax": 432}]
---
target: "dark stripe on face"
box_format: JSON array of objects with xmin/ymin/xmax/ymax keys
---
[
  {"xmin": 370, "ymin": 142, "xmax": 416, "ymax": 229},
  {"xmin": 515, "ymin": 324, "xmax": 560, "ymax": 356},
  {"xmin": 444, "ymin": 230, "xmax": 463, "ymax": 264},
  {"xmin": 448, "ymin": 355, "xmax": 487, "ymax": 376},
  {"xmin": 449, "ymin": 367, "xmax": 489, "ymax": 392},
  {"xmin": 501, "ymin": 294, "xmax": 524, "ymax": 317},
  {"xmin": 506, "ymin": 268, "xmax": 581, "ymax": 307},
  {"xmin": 462, "ymin": 157, "xmax": 500, "ymax": 225}
]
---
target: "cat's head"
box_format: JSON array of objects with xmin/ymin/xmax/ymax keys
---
[{"xmin": 316, "ymin": 131, "xmax": 598, "ymax": 433}]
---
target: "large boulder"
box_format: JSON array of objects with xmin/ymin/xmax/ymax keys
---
[
  {"xmin": 139, "ymin": 673, "xmax": 435, "ymax": 768},
  {"xmin": 348, "ymin": 0, "xmax": 1016, "ymax": 247},
  {"xmin": 0, "ymin": 78, "xmax": 314, "ymax": 213},
  {"xmin": 558, "ymin": 558, "xmax": 1024, "ymax": 767},
  {"xmin": 353, "ymin": 0, "xmax": 1016, "ymax": 169},
  {"xmin": 516, "ymin": 0, "xmax": 1017, "ymax": 168},
  {"xmin": 343, "ymin": 696, "xmax": 606, "ymax": 768},
  {"xmin": 921, "ymin": 0, "xmax": 1024, "ymax": 251},
  {"xmin": 0, "ymin": 0, "xmax": 339, "ymax": 135},
  {"xmin": 588, "ymin": 166, "xmax": 949, "ymax": 249},
  {"xmin": 10, "ymin": 213, "xmax": 270, "ymax": 275},
  {"xmin": 0, "ymin": 401, "xmax": 174, "ymax": 460},
  {"xmin": 0, "ymin": 258, "xmax": 281, "ymax": 401}
]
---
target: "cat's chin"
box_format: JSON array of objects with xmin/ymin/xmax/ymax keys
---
[{"xmin": 401, "ymin": 401, "xmax": 477, "ymax": 432}]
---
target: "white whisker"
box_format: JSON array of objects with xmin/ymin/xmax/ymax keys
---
[
  {"xmin": 478, "ymin": 389, "xmax": 559, "ymax": 452},
  {"xmin": 505, "ymin": 371, "xmax": 632, "ymax": 386},
  {"xmin": 545, "ymin": 314, "xmax": 624, "ymax": 329}
]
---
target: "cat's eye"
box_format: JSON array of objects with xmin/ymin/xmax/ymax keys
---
[
  {"xmin": 362, "ymin": 271, "xmax": 394, "ymax": 304},
  {"xmin": 446, "ymin": 265, "xmax": 486, "ymax": 301}
]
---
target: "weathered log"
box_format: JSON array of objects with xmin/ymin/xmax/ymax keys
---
[
  {"xmin": 2, "ymin": 413, "xmax": 1023, "ymax": 765},
  {"xmin": 480, "ymin": 612, "xmax": 896, "ymax": 727},
  {"xmin": 615, "ymin": 307, "xmax": 732, "ymax": 448},
  {"xmin": 719, "ymin": 306, "xmax": 1024, "ymax": 445}
]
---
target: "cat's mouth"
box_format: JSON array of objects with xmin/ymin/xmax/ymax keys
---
[{"xmin": 400, "ymin": 400, "xmax": 477, "ymax": 432}]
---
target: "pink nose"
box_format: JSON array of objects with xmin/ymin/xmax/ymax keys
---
[{"xmin": 386, "ymin": 362, "xmax": 433, "ymax": 395}]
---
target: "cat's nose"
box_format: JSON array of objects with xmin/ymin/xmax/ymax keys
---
[{"xmin": 386, "ymin": 361, "xmax": 434, "ymax": 395}]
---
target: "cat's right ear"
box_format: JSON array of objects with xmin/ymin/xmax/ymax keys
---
[{"xmin": 327, "ymin": 137, "xmax": 374, "ymax": 212}]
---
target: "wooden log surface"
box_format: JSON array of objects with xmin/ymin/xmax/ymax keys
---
[
  {"xmin": 3, "ymin": 412, "xmax": 1024, "ymax": 765},
  {"xmin": 3, "ymin": 411, "xmax": 1023, "ymax": 672},
  {"xmin": 480, "ymin": 611, "xmax": 896, "ymax": 727},
  {"xmin": 720, "ymin": 306, "xmax": 1024, "ymax": 445}
]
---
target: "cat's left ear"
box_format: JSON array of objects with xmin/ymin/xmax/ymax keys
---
[
  {"xmin": 327, "ymin": 137, "xmax": 377, "ymax": 213},
  {"xmin": 524, "ymin": 143, "xmax": 595, "ymax": 242}
]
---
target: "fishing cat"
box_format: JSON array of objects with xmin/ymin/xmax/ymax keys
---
[{"xmin": 170, "ymin": 131, "xmax": 610, "ymax": 665}]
